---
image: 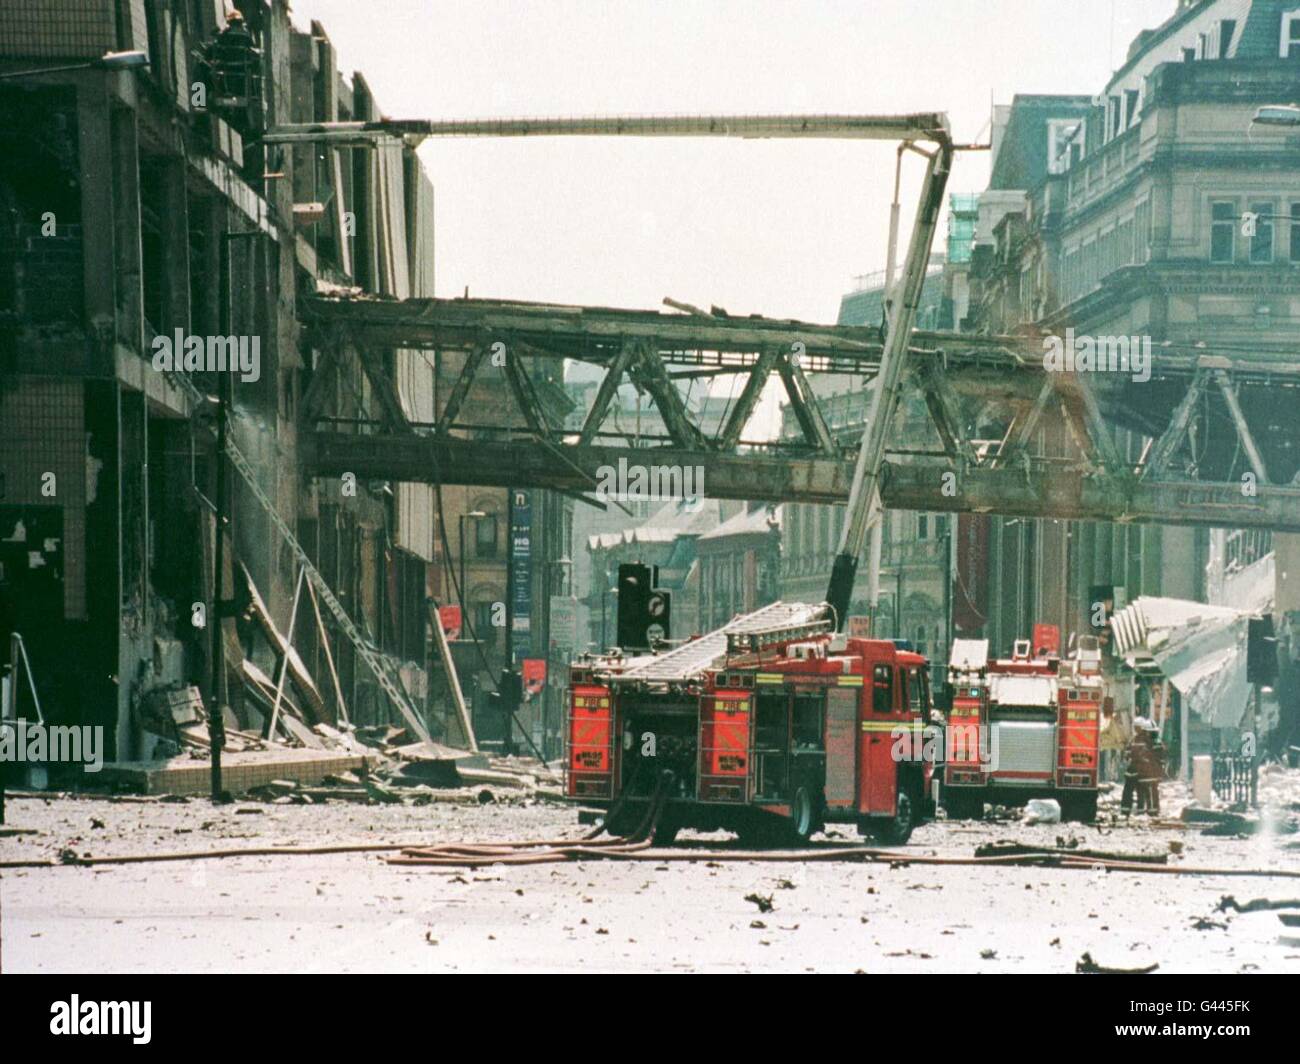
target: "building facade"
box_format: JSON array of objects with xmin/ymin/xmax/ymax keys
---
[
  {"xmin": 960, "ymin": 0, "xmax": 1300, "ymax": 656},
  {"xmin": 0, "ymin": 1, "xmax": 452, "ymax": 757}
]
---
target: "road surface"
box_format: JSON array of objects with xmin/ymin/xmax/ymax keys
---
[{"xmin": 2, "ymin": 785, "xmax": 1296, "ymax": 973}]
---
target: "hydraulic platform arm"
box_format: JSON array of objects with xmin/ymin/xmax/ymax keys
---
[{"xmin": 826, "ymin": 129, "xmax": 953, "ymax": 629}]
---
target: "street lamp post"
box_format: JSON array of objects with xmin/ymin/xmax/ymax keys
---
[
  {"xmin": 542, "ymin": 556, "xmax": 572, "ymax": 761},
  {"xmin": 599, "ymin": 568, "xmax": 619, "ymax": 651},
  {"xmin": 457, "ymin": 510, "xmax": 487, "ymax": 622},
  {"xmin": 0, "ymin": 50, "xmax": 149, "ymax": 81}
]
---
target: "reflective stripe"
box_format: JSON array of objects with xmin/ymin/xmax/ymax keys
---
[
  {"xmin": 756, "ymin": 673, "xmax": 784, "ymax": 685},
  {"xmin": 837, "ymin": 675, "xmax": 864, "ymax": 686}
]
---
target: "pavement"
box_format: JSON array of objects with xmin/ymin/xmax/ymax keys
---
[{"xmin": 2, "ymin": 785, "xmax": 1298, "ymax": 973}]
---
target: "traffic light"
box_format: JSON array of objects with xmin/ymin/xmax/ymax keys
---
[
  {"xmin": 616, "ymin": 563, "xmax": 671, "ymax": 650},
  {"xmin": 487, "ymin": 668, "xmax": 523, "ymax": 754}
]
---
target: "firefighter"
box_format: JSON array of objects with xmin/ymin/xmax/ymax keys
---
[
  {"xmin": 197, "ymin": 8, "xmax": 262, "ymax": 135},
  {"xmin": 1121, "ymin": 719, "xmax": 1163, "ymax": 815}
]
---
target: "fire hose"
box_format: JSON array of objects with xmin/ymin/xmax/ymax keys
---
[
  {"xmin": 388, "ymin": 769, "xmax": 675, "ymax": 867},
  {"xmin": 5, "ymin": 768, "xmax": 1300, "ymax": 876}
]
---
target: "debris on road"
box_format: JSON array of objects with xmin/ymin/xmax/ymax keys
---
[
  {"xmin": 1075, "ymin": 952, "xmax": 1158, "ymax": 975},
  {"xmin": 1023, "ymin": 799, "xmax": 1061, "ymax": 825},
  {"xmin": 1216, "ymin": 894, "xmax": 1300, "ymax": 914},
  {"xmin": 974, "ymin": 841, "xmax": 1168, "ymax": 865}
]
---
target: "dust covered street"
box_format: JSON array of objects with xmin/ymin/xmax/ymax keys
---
[{"xmin": 4, "ymin": 781, "xmax": 1297, "ymax": 974}]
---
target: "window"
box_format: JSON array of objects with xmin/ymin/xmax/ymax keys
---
[
  {"xmin": 1047, "ymin": 120, "xmax": 1082, "ymax": 176},
  {"xmin": 1226, "ymin": 529, "xmax": 1273, "ymax": 570},
  {"xmin": 792, "ymin": 693, "xmax": 823, "ymax": 749},
  {"xmin": 1182, "ymin": 47, "xmax": 1196, "ymax": 62},
  {"xmin": 917, "ymin": 514, "xmax": 930, "ymax": 541},
  {"xmin": 907, "ymin": 667, "xmax": 927, "ymax": 714},
  {"xmin": 1210, "ymin": 200, "xmax": 1236, "ymax": 263},
  {"xmin": 1282, "ymin": 12, "xmax": 1300, "ymax": 58},
  {"xmin": 1124, "ymin": 90, "xmax": 1139, "ymax": 129},
  {"xmin": 1219, "ymin": 19, "xmax": 1236, "ymax": 58},
  {"xmin": 475, "ymin": 515, "xmax": 498, "ymax": 557},
  {"xmin": 473, "ymin": 602, "xmax": 497, "ymax": 646},
  {"xmin": 1249, "ymin": 201, "xmax": 1274, "ymax": 263},
  {"xmin": 872, "ymin": 664, "xmax": 893, "ymax": 714},
  {"xmin": 1291, "ymin": 202, "xmax": 1300, "ymax": 261}
]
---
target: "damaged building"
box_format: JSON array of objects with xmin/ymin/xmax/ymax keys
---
[
  {"xmin": 949, "ymin": 0, "xmax": 1300, "ymax": 755},
  {"xmin": 0, "ymin": 1, "xmax": 466, "ymax": 767}
]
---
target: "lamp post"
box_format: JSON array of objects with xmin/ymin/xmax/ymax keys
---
[
  {"xmin": 0, "ymin": 50, "xmax": 149, "ymax": 81},
  {"xmin": 602, "ymin": 584, "xmax": 618, "ymax": 649},
  {"xmin": 457, "ymin": 510, "xmax": 487, "ymax": 623},
  {"xmin": 543, "ymin": 556, "xmax": 572, "ymax": 761}
]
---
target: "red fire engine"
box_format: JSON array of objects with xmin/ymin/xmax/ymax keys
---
[
  {"xmin": 567, "ymin": 603, "xmax": 936, "ymax": 846},
  {"xmin": 565, "ymin": 116, "xmax": 954, "ymax": 847},
  {"xmin": 942, "ymin": 625, "xmax": 1102, "ymax": 822}
]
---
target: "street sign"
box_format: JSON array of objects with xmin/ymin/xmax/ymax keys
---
[
  {"xmin": 522, "ymin": 658, "xmax": 546, "ymax": 697},
  {"xmin": 438, "ymin": 604, "xmax": 462, "ymax": 641}
]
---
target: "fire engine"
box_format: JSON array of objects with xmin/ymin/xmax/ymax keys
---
[
  {"xmin": 564, "ymin": 114, "xmax": 956, "ymax": 846},
  {"xmin": 567, "ymin": 603, "xmax": 936, "ymax": 846},
  {"xmin": 941, "ymin": 625, "xmax": 1103, "ymax": 822}
]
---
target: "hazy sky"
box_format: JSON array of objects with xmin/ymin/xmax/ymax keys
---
[{"xmin": 288, "ymin": 0, "xmax": 1175, "ymax": 323}]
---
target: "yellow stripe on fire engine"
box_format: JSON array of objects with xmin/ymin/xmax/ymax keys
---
[
  {"xmin": 837, "ymin": 676, "xmax": 864, "ymax": 686},
  {"xmin": 860, "ymin": 721, "xmax": 926, "ymax": 732},
  {"xmin": 756, "ymin": 673, "xmax": 784, "ymax": 685}
]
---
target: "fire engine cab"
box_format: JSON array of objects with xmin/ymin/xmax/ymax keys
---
[
  {"xmin": 942, "ymin": 625, "xmax": 1102, "ymax": 822},
  {"xmin": 566, "ymin": 602, "xmax": 935, "ymax": 846}
]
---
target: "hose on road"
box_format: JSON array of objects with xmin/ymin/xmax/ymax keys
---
[{"xmin": 6, "ymin": 771, "xmax": 1299, "ymax": 878}]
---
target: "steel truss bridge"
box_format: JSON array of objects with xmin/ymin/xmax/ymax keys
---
[
  {"xmin": 301, "ymin": 292, "xmax": 1300, "ymax": 532},
  {"xmin": 271, "ymin": 109, "xmax": 1300, "ymax": 534}
]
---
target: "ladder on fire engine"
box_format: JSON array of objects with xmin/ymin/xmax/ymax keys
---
[
  {"xmin": 725, "ymin": 617, "xmax": 832, "ymax": 656},
  {"xmin": 172, "ymin": 372, "xmax": 437, "ymax": 746},
  {"xmin": 615, "ymin": 601, "xmax": 829, "ymax": 684}
]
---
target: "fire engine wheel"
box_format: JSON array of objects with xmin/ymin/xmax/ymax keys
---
[
  {"xmin": 865, "ymin": 790, "xmax": 916, "ymax": 846},
  {"xmin": 789, "ymin": 787, "xmax": 820, "ymax": 843}
]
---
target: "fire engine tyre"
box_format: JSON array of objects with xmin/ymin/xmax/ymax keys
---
[
  {"xmin": 1059, "ymin": 792, "xmax": 1098, "ymax": 823},
  {"xmin": 788, "ymin": 787, "xmax": 820, "ymax": 844},
  {"xmin": 866, "ymin": 790, "xmax": 916, "ymax": 846}
]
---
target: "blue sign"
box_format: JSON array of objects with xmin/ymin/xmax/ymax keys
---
[{"xmin": 510, "ymin": 489, "xmax": 531, "ymax": 659}]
